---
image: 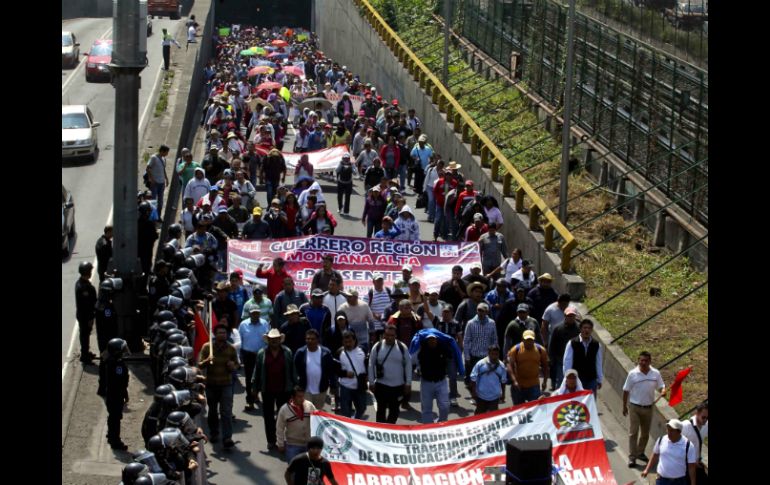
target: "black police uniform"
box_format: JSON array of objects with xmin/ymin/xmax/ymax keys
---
[
  {"xmin": 98, "ymin": 351, "xmax": 129, "ymax": 447},
  {"xmin": 95, "ymin": 294, "xmax": 118, "ymax": 353},
  {"xmin": 148, "ymin": 274, "xmax": 171, "ymax": 311},
  {"xmin": 95, "ymin": 234, "xmax": 113, "ymax": 282},
  {"xmin": 75, "ymin": 277, "xmax": 97, "ymax": 362}
]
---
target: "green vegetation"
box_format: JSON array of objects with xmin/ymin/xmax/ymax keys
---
[
  {"xmin": 370, "ymin": 0, "xmax": 707, "ymax": 412},
  {"xmin": 154, "ymin": 71, "xmax": 175, "ymax": 117}
]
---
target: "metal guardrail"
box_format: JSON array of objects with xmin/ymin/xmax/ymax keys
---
[{"xmin": 355, "ymin": 0, "xmax": 577, "ymax": 272}]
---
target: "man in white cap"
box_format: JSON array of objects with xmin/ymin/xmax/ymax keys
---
[
  {"xmin": 641, "ymin": 419, "xmax": 697, "ymax": 484},
  {"xmin": 393, "ymin": 265, "xmax": 413, "ymax": 291},
  {"xmin": 623, "ymin": 351, "xmax": 666, "ymax": 468},
  {"xmin": 462, "ymin": 262, "xmax": 491, "ymax": 293}
]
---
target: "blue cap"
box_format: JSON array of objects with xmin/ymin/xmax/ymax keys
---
[{"xmin": 210, "ymin": 185, "xmax": 219, "ymax": 191}]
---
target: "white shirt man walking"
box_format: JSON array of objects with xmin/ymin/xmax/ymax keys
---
[
  {"xmin": 641, "ymin": 419, "xmax": 697, "ymax": 485},
  {"xmin": 623, "ymin": 350, "xmax": 666, "ymax": 468}
]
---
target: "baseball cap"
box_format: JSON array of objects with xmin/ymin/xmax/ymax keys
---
[
  {"xmin": 473, "ymin": 213, "xmax": 484, "ymax": 222},
  {"xmin": 408, "ymin": 277, "xmax": 420, "ymax": 285},
  {"xmin": 249, "ymin": 306, "xmax": 261, "ymax": 313},
  {"xmin": 418, "ymin": 134, "xmax": 427, "ymax": 142},
  {"xmin": 427, "ymin": 288, "xmax": 439, "ymax": 295},
  {"xmin": 210, "ymin": 185, "xmax": 219, "ymax": 191},
  {"xmin": 346, "ymin": 289, "xmax": 359, "ymax": 298},
  {"xmin": 372, "ymin": 272, "xmax": 384, "ymax": 281},
  {"xmin": 470, "ymin": 262, "xmax": 482, "ymax": 270},
  {"xmin": 522, "ymin": 330, "xmax": 536, "ymax": 341},
  {"xmin": 465, "ymin": 180, "xmax": 474, "ymax": 186},
  {"xmin": 311, "ymin": 288, "xmax": 324, "ymax": 298},
  {"xmin": 538, "ymin": 273, "xmax": 553, "ymax": 281},
  {"xmin": 666, "ymin": 419, "xmax": 683, "ymax": 431},
  {"xmin": 517, "ymin": 304, "xmax": 529, "ymax": 312},
  {"xmin": 402, "ymin": 264, "xmax": 413, "ymax": 272},
  {"xmin": 252, "ymin": 207, "xmax": 263, "ymax": 216},
  {"xmin": 564, "ymin": 307, "xmax": 578, "ymax": 316}
]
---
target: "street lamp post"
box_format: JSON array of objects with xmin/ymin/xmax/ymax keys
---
[{"xmin": 558, "ymin": 0, "xmax": 577, "ymax": 225}]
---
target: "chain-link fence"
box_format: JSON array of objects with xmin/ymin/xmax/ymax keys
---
[{"xmin": 456, "ymin": 0, "xmax": 708, "ymax": 225}]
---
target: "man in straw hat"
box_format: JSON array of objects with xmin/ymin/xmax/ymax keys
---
[
  {"xmin": 253, "ymin": 328, "xmax": 297, "ymax": 452},
  {"xmin": 198, "ymin": 323, "xmax": 240, "ymax": 449}
]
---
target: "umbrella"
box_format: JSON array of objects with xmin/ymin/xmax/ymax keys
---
[
  {"xmin": 283, "ymin": 65, "xmax": 305, "ymax": 77},
  {"xmin": 246, "ymin": 96, "xmax": 271, "ymax": 112},
  {"xmin": 251, "ymin": 46, "xmax": 267, "ymax": 55},
  {"xmin": 248, "ymin": 66, "xmax": 274, "ymax": 77},
  {"xmin": 279, "ymin": 86, "xmax": 292, "ymax": 103},
  {"xmin": 299, "ymin": 97, "xmax": 333, "ymax": 111},
  {"xmin": 219, "ymin": 27, "xmax": 231, "ymax": 37},
  {"xmin": 257, "ymin": 81, "xmax": 283, "ymax": 92},
  {"xmin": 271, "ymin": 39, "xmax": 288, "ymax": 47},
  {"xmin": 267, "ymin": 52, "xmax": 289, "ymax": 59},
  {"xmin": 240, "ymin": 49, "xmax": 257, "ymax": 56},
  {"xmin": 254, "ymin": 59, "xmax": 277, "ymax": 68}
]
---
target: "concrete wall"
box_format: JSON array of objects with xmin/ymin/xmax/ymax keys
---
[{"xmin": 314, "ymin": 0, "xmax": 585, "ymax": 299}]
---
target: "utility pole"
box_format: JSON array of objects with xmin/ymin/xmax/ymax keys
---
[
  {"xmin": 558, "ymin": 0, "xmax": 577, "ymax": 225},
  {"xmin": 110, "ymin": 0, "xmax": 146, "ymax": 351},
  {"xmin": 442, "ymin": 0, "xmax": 453, "ymax": 86}
]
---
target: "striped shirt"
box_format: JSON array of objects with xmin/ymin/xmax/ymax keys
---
[
  {"xmin": 463, "ymin": 316, "xmax": 499, "ymax": 360},
  {"xmin": 365, "ymin": 288, "xmax": 392, "ymax": 330}
]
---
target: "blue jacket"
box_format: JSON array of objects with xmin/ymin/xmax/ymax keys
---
[
  {"xmin": 294, "ymin": 345, "xmax": 338, "ymax": 393},
  {"xmin": 408, "ymin": 328, "xmax": 465, "ymax": 376}
]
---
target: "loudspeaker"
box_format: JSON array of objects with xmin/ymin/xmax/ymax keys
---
[{"xmin": 505, "ymin": 439, "xmax": 552, "ymax": 485}]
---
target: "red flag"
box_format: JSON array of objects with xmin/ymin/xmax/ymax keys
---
[
  {"xmin": 668, "ymin": 366, "xmax": 693, "ymax": 407},
  {"xmin": 192, "ymin": 312, "xmax": 209, "ymax": 360}
]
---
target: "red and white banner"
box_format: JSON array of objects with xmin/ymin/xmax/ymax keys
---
[
  {"xmin": 310, "ymin": 391, "xmax": 616, "ymax": 485},
  {"xmin": 227, "ymin": 235, "xmax": 481, "ymax": 295},
  {"xmin": 326, "ymin": 92, "xmax": 365, "ymax": 115},
  {"xmin": 282, "ymin": 144, "xmax": 351, "ymax": 173}
]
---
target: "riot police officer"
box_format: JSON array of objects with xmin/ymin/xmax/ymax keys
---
[
  {"xmin": 148, "ymin": 260, "xmax": 172, "ymax": 310},
  {"xmin": 167, "ymin": 224, "xmax": 183, "ymax": 250},
  {"xmin": 98, "ymin": 338, "xmax": 130, "ymax": 450},
  {"xmin": 75, "ymin": 261, "xmax": 97, "ymax": 364},
  {"xmin": 94, "ymin": 224, "xmax": 113, "ymax": 282},
  {"xmin": 142, "ymin": 384, "xmax": 176, "ymax": 446},
  {"xmin": 95, "ymin": 279, "xmax": 119, "ymax": 353}
]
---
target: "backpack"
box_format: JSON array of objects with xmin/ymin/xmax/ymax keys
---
[{"xmin": 367, "ymin": 287, "xmax": 392, "ymax": 306}]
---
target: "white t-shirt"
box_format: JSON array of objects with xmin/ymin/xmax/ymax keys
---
[
  {"xmin": 542, "ymin": 302, "xmax": 567, "ymax": 335},
  {"xmin": 499, "ymin": 257, "xmax": 523, "ymax": 282},
  {"xmin": 681, "ymin": 416, "xmax": 708, "ymax": 459},
  {"xmin": 420, "ymin": 302, "xmax": 442, "ymax": 329},
  {"xmin": 305, "ymin": 348, "xmax": 322, "ymax": 394},
  {"xmin": 187, "ymin": 26, "xmax": 196, "ymax": 42},
  {"xmin": 484, "ymin": 206, "xmax": 504, "ymax": 226},
  {"xmin": 653, "ymin": 435, "xmax": 697, "ymax": 479},
  {"xmin": 622, "ymin": 366, "xmax": 665, "ymax": 406},
  {"xmin": 338, "ymin": 347, "xmax": 366, "ymax": 390}
]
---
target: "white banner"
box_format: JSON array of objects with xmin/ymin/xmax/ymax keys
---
[{"xmin": 283, "ymin": 144, "xmax": 350, "ymax": 173}]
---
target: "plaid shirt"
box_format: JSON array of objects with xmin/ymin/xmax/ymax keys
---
[{"xmin": 463, "ymin": 315, "xmax": 499, "ymax": 360}]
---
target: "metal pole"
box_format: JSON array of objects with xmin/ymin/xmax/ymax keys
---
[
  {"xmin": 558, "ymin": 0, "xmax": 577, "ymax": 224},
  {"xmin": 443, "ymin": 0, "xmax": 453, "ymax": 86},
  {"xmin": 110, "ymin": 0, "xmax": 145, "ymax": 348}
]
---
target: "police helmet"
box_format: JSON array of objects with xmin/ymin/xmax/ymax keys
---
[
  {"xmin": 157, "ymin": 321, "xmax": 178, "ymax": 334},
  {"xmin": 165, "ymin": 357, "xmax": 188, "ymax": 376},
  {"xmin": 165, "ymin": 332, "xmax": 189, "ymax": 347},
  {"xmin": 168, "ymin": 224, "xmax": 183, "ymax": 239},
  {"xmin": 154, "ymin": 310, "xmax": 176, "ymax": 323},
  {"xmin": 107, "ymin": 338, "xmax": 129, "ymax": 358},
  {"xmin": 78, "ymin": 261, "xmax": 94, "ymax": 276},
  {"xmin": 146, "ymin": 435, "xmax": 164, "ymax": 453},
  {"xmin": 161, "ymin": 243, "xmax": 177, "ymax": 262},
  {"xmin": 121, "ymin": 462, "xmax": 149, "ymax": 482},
  {"xmin": 153, "ymin": 384, "xmax": 176, "ymax": 402},
  {"xmin": 138, "ymin": 201, "xmax": 153, "ymax": 216},
  {"xmin": 167, "ymin": 368, "xmax": 188, "ymax": 388}
]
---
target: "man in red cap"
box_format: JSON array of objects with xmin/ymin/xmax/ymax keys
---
[{"xmin": 361, "ymin": 92, "xmax": 379, "ymax": 119}]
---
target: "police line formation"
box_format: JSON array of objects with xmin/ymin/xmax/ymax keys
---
[{"xmin": 73, "ymin": 22, "xmax": 708, "ymax": 485}]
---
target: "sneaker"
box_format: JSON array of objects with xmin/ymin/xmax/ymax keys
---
[
  {"xmin": 223, "ymin": 438, "xmax": 235, "ymax": 449},
  {"xmin": 637, "ymin": 453, "xmax": 649, "ymax": 462},
  {"xmin": 450, "ymin": 398, "xmax": 459, "ymax": 407},
  {"xmin": 627, "ymin": 457, "xmax": 636, "ymax": 468}
]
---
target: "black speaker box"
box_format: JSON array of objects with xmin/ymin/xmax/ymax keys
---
[{"xmin": 505, "ymin": 439, "xmax": 552, "ymax": 485}]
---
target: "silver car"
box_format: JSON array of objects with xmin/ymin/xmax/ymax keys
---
[
  {"xmin": 62, "ymin": 105, "xmax": 100, "ymax": 162},
  {"xmin": 62, "ymin": 31, "xmax": 80, "ymax": 68}
]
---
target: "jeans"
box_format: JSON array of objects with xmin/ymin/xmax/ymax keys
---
[
  {"xmin": 374, "ymin": 383, "xmax": 402, "ymax": 423},
  {"xmin": 366, "ymin": 218, "xmax": 381, "ymax": 238},
  {"xmin": 511, "ymin": 384, "xmax": 541, "ymax": 405},
  {"xmin": 339, "ymin": 384, "xmax": 367, "ymax": 419},
  {"xmin": 433, "ymin": 206, "xmax": 448, "ymax": 240},
  {"xmin": 337, "ymin": 183, "xmax": 352, "ymax": 213},
  {"xmin": 205, "ymin": 384, "xmax": 234, "ymax": 440},
  {"xmin": 446, "ymin": 207, "xmax": 458, "ymax": 241},
  {"xmin": 265, "ymin": 179, "xmax": 278, "ymax": 206},
  {"xmin": 426, "ymin": 190, "xmax": 435, "ymax": 221},
  {"xmin": 262, "ymin": 390, "xmax": 290, "ymax": 446},
  {"xmin": 583, "ymin": 378, "xmax": 599, "ymax": 395},
  {"xmin": 151, "ymin": 182, "xmax": 166, "ymax": 216},
  {"xmin": 420, "ymin": 379, "xmax": 449, "ymax": 423},
  {"xmin": 398, "ymin": 163, "xmax": 407, "ymax": 190},
  {"xmin": 385, "ymin": 167, "xmax": 397, "ymax": 180},
  {"xmin": 240, "ymin": 350, "xmax": 257, "ymax": 405},
  {"xmin": 285, "ymin": 444, "xmax": 306, "ymax": 463},
  {"xmin": 447, "ymin": 357, "xmax": 459, "ymax": 398},
  {"xmin": 656, "ymin": 478, "xmax": 688, "ymax": 485},
  {"xmin": 551, "ymin": 356, "xmax": 563, "ymax": 389}
]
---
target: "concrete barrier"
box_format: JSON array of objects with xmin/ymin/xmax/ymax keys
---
[{"xmin": 314, "ymin": 0, "xmax": 585, "ymax": 299}]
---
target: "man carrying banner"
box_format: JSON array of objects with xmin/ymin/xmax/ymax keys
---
[
  {"xmin": 470, "ymin": 344, "xmax": 507, "ymax": 415},
  {"xmin": 276, "ymin": 386, "xmax": 317, "ymax": 463},
  {"xmin": 369, "ymin": 325, "xmax": 412, "ymax": 424}
]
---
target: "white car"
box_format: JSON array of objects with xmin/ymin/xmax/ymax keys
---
[
  {"xmin": 62, "ymin": 105, "xmax": 100, "ymax": 162},
  {"xmin": 62, "ymin": 31, "xmax": 80, "ymax": 68}
]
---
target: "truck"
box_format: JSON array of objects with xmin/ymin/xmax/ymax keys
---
[{"xmin": 148, "ymin": 0, "xmax": 182, "ymax": 20}]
